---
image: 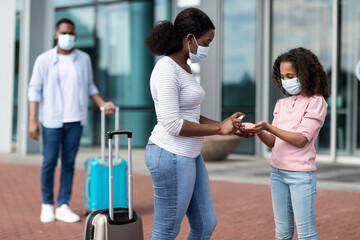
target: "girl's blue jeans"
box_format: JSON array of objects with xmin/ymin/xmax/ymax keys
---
[
  {"xmin": 41, "ymin": 122, "xmax": 83, "ymax": 206},
  {"xmin": 270, "ymin": 166, "xmax": 318, "ymax": 240},
  {"xmin": 145, "ymin": 141, "xmax": 217, "ymax": 240}
]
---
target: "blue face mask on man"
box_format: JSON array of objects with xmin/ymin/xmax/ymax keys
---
[
  {"xmin": 188, "ymin": 35, "xmax": 209, "ymax": 63},
  {"xmin": 281, "ymin": 77, "xmax": 301, "ymax": 95}
]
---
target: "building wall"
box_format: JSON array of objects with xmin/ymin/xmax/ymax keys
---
[{"xmin": 8, "ymin": 0, "xmax": 360, "ymax": 163}]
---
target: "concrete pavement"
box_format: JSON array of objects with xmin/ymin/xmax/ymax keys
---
[{"xmin": 0, "ymin": 147, "xmax": 360, "ymax": 239}]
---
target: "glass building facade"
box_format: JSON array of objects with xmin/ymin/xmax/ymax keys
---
[
  {"xmin": 222, "ymin": 0, "xmax": 257, "ymax": 155},
  {"xmin": 12, "ymin": 0, "xmax": 360, "ymax": 163},
  {"xmin": 220, "ymin": 0, "xmax": 360, "ymax": 162},
  {"xmin": 14, "ymin": 0, "xmax": 171, "ymax": 147}
]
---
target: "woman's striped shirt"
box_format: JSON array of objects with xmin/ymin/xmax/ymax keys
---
[{"xmin": 149, "ymin": 56, "xmax": 206, "ymax": 158}]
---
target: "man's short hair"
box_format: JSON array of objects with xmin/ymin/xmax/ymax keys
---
[{"xmin": 56, "ymin": 18, "xmax": 75, "ymax": 30}]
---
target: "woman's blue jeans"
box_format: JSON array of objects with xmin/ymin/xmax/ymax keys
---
[
  {"xmin": 270, "ymin": 166, "xmax": 318, "ymax": 240},
  {"xmin": 41, "ymin": 122, "xmax": 83, "ymax": 206},
  {"xmin": 145, "ymin": 141, "xmax": 217, "ymax": 240}
]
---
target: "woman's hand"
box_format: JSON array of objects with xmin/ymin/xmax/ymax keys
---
[
  {"xmin": 232, "ymin": 112, "xmax": 245, "ymax": 130},
  {"xmin": 228, "ymin": 112, "xmax": 244, "ymax": 131},
  {"xmin": 219, "ymin": 118, "xmax": 234, "ymax": 135},
  {"xmin": 219, "ymin": 112, "xmax": 244, "ymax": 135}
]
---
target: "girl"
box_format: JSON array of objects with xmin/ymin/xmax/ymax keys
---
[
  {"xmin": 144, "ymin": 8, "xmax": 242, "ymax": 240},
  {"xmin": 244, "ymin": 47, "xmax": 329, "ymax": 240}
]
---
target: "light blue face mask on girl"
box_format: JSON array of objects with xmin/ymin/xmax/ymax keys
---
[
  {"xmin": 188, "ymin": 35, "xmax": 209, "ymax": 63},
  {"xmin": 281, "ymin": 77, "xmax": 301, "ymax": 95}
]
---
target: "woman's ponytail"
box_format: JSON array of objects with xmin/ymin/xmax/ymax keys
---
[
  {"xmin": 146, "ymin": 8, "xmax": 215, "ymax": 56},
  {"xmin": 145, "ymin": 21, "xmax": 182, "ymax": 56}
]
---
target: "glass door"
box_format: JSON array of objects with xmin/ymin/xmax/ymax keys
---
[
  {"xmin": 339, "ymin": 0, "xmax": 360, "ymax": 156},
  {"xmin": 271, "ymin": 0, "xmax": 333, "ymax": 154},
  {"xmin": 222, "ymin": 0, "xmax": 257, "ymax": 155},
  {"xmin": 97, "ymin": 1, "xmax": 157, "ymax": 147}
]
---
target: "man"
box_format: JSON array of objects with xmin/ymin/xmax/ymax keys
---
[{"xmin": 28, "ymin": 18, "xmax": 115, "ymax": 223}]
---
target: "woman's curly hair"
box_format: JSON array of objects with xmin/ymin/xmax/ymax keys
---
[{"xmin": 272, "ymin": 47, "xmax": 329, "ymax": 100}]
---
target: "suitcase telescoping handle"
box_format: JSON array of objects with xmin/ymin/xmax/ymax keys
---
[
  {"xmin": 107, "ymin": 130, "xmax": 133, "ymax": 222},
  {"xmin": 101, "ymin": 106, "xmax": 119, "ymax": 164}
]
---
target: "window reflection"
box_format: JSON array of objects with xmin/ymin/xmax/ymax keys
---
[
  {"xmin": 55, "ymin": 0, "xmax": 94, "ymax": 8},
  {"xmin": 16, "ymin": 0, "xmax": 22, "ymax": 12},
  {"xmin": 222, "ymin": 0, "xmax": 257, "ymax": 154},
  {"xmin": 271, "ymin": 0, "xmax": 332, "ymax": 154},
  {"xmin": 155, "ymin": 0, "xmax": 172, "ymax": 21},
  {"xmin": 12, "ymin": 14, "xmax": 21, "ymax": 142},
  {"xmin": 52, "ymin": 1, "xmax": 171, "ymax": 147},
  {"xmin": 97, "ymin": 0, "xmax": 118, "ymax": 3},
  {"xmin": 339, "ymin": 0, "xmax": 360, "ymax": 155},
  {"xmin": 97, "ymin": 1, "xmax": 159, "ymax": 147}
]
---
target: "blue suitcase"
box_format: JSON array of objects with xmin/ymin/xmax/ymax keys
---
[
  {"xmin": 83, "ymin": 130, "xmax": 144, "ymax": 240},
  {"xmin": 83, "ymin": 106, "xmax": 128, "ymax": 214}
]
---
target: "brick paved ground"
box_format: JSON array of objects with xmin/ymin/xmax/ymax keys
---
[{"xmin": 0, "ymin": 162, "xmax": 359, "ymax": 240}]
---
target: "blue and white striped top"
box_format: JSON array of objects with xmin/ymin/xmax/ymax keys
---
[{"xmin": 149, "ymin": 56, "xmax": 206, "ymax": 158}]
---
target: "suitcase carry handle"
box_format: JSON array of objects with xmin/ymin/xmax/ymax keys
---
[
  {"xmin": 101, "ymin": 106, "xmax": 119, "ymax": 164},
  {"xmin": 107, "ymin": 130, "xmax": 133, "ymax": 222},
  {"xmin": 108, "ymin": 130, "xmax": 132, "ymax": 139}
]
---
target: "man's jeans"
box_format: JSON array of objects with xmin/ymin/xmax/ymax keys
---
[
  {"xmin": 41, "ymin": 122, "xmax": 83, "ymax": 206},
  {"xmin": 270, "ymin": 166, "xmax": 318, "ymax": 240},
  {"xmin": 145, "ymin": 141, "xmax": 217, "ymax": 240}
]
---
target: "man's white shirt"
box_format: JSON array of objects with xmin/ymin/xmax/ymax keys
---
[{"xmin": 58, "ymin": 52, "xmax": 81, "ymax": 123}]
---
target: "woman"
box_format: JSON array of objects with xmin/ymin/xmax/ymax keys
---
[{"xmin": 144, "ymin": 8, "xmax": 243, "ymax": 240}]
